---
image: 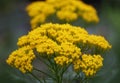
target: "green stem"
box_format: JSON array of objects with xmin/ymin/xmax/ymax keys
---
[
  {"xmin": 29, "ymin": 72, "xmax": 43, "ymax": 83},
  {"xmin": 74, "ymin": 73, "xmax": 84, "ymax": 83},
  {"xmin": 37, "ymin": 55, "xmax": 56, "ymax": 77},
  {"xmin": 84, "ymin": 78, "xmax": 89, "ymax": 83},
  {"xmin": 59, "ymin": 64, "xmax": 71, "ymax": 83},
  {"xmin": 47, "ymin": 58, "xmax": 57, "ymax": 73},
  {"xmin": 54, "ymin": 64, "xmax": 63, "ymax": 83},
  {"xmin": 43, "ymin": 78, "xmax": 47, "ymax": 83},
  {"xmin": 33, "ymin": 67, "xmax": 56, "ymax": 80},
  {"xmin": 36, "ymin": 55, "xmax": 51, "ymax": 68},
  {"xmin": 80, "ymin": 77, "xmax": 89, "ymax": 83},
  {"xmin": 61, "ymin": 64, "xmax": 71, "ymax": 76}
]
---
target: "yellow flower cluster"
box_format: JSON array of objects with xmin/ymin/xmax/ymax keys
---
[
  {"xmin": 26, "ymin": 0, "xmax": 99, "ymax": 29},
  {"xmin": 6, "ymin": 46, "xmax": 35, "ymax": 73},
  {"xmin": 50, "ymin": 0, "xmax": 99, "ymax": 22},
  {"xmin": 59, "ymin": 42, "xmax": 81, "ymax": 60},
  {"xmin": 35, "ymin": 38, "xmax": 59, "ymax": 56},
  {"xmin": 54, "ymin": 42, "xmax": 81, "ymax": 66},
  {"xmin": 54, "ymin": 56, "xmax": 70, "ymax": 66},
  {"xmin": 73, "ymin": 54, "xmax": 103, "ymax": 77},
  {"xmin": 26, "ymin": 1, "xmax": 55, "ymax": 28},
  {"xmin": 7, "ymin": 23, "xmax": 111, "ymax": 76},
  {"xmin": 17, "ymin": 23, "xmax": 111, "ymax": 52},
  {"xmin": 88, "ymin": 35, "xmax": 112, "ymax": 51}
]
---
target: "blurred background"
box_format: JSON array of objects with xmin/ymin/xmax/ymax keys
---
[{"xmin": 0, "ymin": 0, "xmax": 120, "ymax": 83}]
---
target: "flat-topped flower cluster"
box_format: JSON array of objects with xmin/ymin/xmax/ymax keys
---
[
  {"xmin": 6, "ymin": 23, "xmax": 111, "ymax": 77},
  {"xmin": 26, "ymin": 0, "xmax": 99, "ymax": 29}
]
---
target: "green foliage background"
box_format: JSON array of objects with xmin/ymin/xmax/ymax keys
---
[{"xmin": 0, "ymin": 0, "xmax": 120, "ymax": 83}]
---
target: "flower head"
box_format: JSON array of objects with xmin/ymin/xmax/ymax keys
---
[
  {"xmin": 7, "ymin": 23, "xmax": 111, "ymax": 76},
  {"xmin": 73, "ymin": 54, "xmax": 103, "ymax": 77},
  {"xmin": 6, "ymin": 46, "xmax": 35, "ymax": 73},
  {"xmin": 26, "ymin": 0, "xmax": 99, "ymax": 29}
]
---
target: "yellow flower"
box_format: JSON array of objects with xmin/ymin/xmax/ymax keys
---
[
  {"xmin": 88, "ymin": 35, "xmax": 112, "ymax": 51},
  {"xmin": 6, "ymin": 46, "xmax": 35, "ymax": 73},
  {"xmin": 17, "ymin": 35, "xmax": 29, "ymax": 46},
  {"xmin": 59, "ymin": 42, "xmax": 81, "ymax": 60},
  {"xmin": 7, "ymin": 23, "xmax": 111, "ymax": 74},
  {"xmin": 26, "ymin": 2, "xmax": 55, "ymax": 17},
  {"xmin": 54, "ymin": 56, "xmax": 70, "ymax": 66},
  {"xmin": 26, "ymin": 1, "xmax": 55, "ymax": 29},
  {"xmin": 57, "ymin": 10, "xmax": 78, "ymax": 21},
  {"xmin": 17, "ymin": 23, "xmax": 111, "ymax": 53},
  {"xmin": 73, "ymin": 54, "xmax": 103, "ymax": 77},
  {"xmin": 26, "ymin": 0, "xmax": 99, "ymax": 29},
  {"xmin": 30, "ymin": 14, "xmax": 46, "ymax": 29},
  {"xmin": 36, "ymin": 38, "xmax": 60, "ymax": 57},
  {"xmin": 82, "ymin": 12, "xmax": 99, "ymax": 23}
]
